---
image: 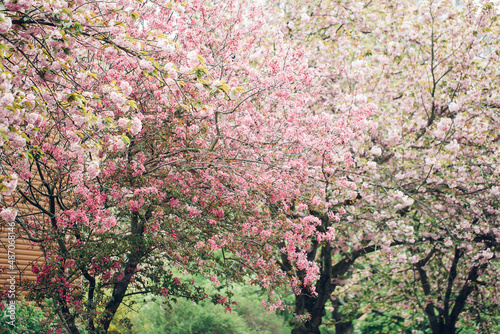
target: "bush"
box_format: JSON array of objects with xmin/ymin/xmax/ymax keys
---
[
  {"xmin": 109, "ymin": 286, "xmax": 292, "ymax": 334},
  {"xmin": 0, "ymin": 298, "xmax": 50, "ymax": 334}
]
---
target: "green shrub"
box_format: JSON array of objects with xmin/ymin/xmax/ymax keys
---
[
  {"xmin": 0, "ymin": 299, "xmax": 50, "ymax": 334},
  {"xmin": 109, "ymin": 286, "xmax": 292, "ymax": 334},
  {"xmin": 118, "ymin": 298, "xmax": 251, "ymax": 334}
]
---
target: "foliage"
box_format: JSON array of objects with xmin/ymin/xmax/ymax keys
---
[
  {"xmin": 0, "ymin": 298, "xmax": 50, "ymax": 333},
  {"xmin": 161, "ymin": 300, "xmax": 250, "ymax": 334},
  {"xmin": 130, "ymin": 299, "xmax": 265, "ymax": 334},
  {"xmin": 354, "ymin": 311, "xmax": 430, "ymax": 334},
  {"xmin": 108, "ymin": 285, "xmax": 292, "ymax": 334}
]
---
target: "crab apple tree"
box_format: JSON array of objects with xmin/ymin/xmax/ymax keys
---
[{"xmin": 259, "ymin": 0, "xmax": 399, "ymax": 332}]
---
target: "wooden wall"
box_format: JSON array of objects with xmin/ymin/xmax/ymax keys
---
[
  {"xmin": 1, "ymin": 173, "xmax": 46, "ymax": 295},
  {"xmin": 0, "ymin": 227, "xmax": 44, "ymax": 295}
]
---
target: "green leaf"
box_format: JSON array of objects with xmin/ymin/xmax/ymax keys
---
[
  {"xmin": 60, "ymin": 8, "xmax": 72, "ymax": 17},
  {"xmin": 126, "ymin": 100, "xmax": 138, "ymax": 109},
  {"xmin": 131, "ymin": 12, "xmax": 140, "ymax": 21},
  {"xmin": 121, "ymin": 135, "xmax": 130, "ymax": 146},
  {"xmin": 73, "ymin": 22, "xmax": 83, "ymax": 33},
  {"xmin": 23, "ymin": 151, "xmax": 34, "ymax": 161},
  {"xmin": 20, "ymin": 132, "xmax": 31, "ymax": 143},
  {"xmin": 219, "ymin": 83, "xmax": 230, "ymax": 94}
]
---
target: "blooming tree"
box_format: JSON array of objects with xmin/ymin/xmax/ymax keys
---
[
  {"xmin": 354, "ymin": 1, "xmax": 500, "ymax": 333},
  {"xmin": 273, "ymin": 0, "xmax": 500, "ymax": 333},
  {"xmin": 0, "ymin": 0, "xmax": 371, "ymax": 333}
]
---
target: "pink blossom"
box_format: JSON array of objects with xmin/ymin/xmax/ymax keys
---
[
  {"xmin": 120, "ymin": 81, "xmax": 133, "ymax": 96},
  {"xmin": 165, "ymin": 63, "xmax": 177, "ymax": 78},
  {"xmin": 398, "ymin": 253, "xmax": 407, "ymax": 263},
  {"xmin": 0, "ymin": 93, "xmax": 14, "ymax": 106},
  {"xmin": 129, "ymin": 200, "xmax": 141, "ymax": 211},
  {"xmin": 24, "ymin": 94, "xmax": 35, "ymax": 105},
  {"xmin": 116, "ymin": 0, "xmax": 131, "ymax": 8},
  {"xmin": 172, "ymin": 3, "xmax": 185, "ymax": 13},
  {"xmin": 87, "ymin": 162, "xmax": 100, "ymax": 179},
  {"xmin": 448, "ymin": 102, "xmax": 460, "ymax": 113},
  {"xmin": 1, "ymin": 173, "xmax": 18, "ymax": 196},
  {"xmin": 208, "ymin": 239, "xmax": 219, "ymax": 250},
  {"xmin": 118, "ymin": 118, "xmax": 128, "ymax": 129},
  {"xmin": 1, "ymin": 208, "xmax": 17, "ymax": 222},
  {"xmin": 186, "ymin": 51, "xmax": 199, "ymax": 67},
  {"xmin": 435, "ymin": 118, "xmax": 452, "ymax": 139},
  {"xmin": 8, "ymin": 132, "xmax": 26, "ymax": 149},
  {"xmin": 364, "ymin": 102, "xmax": 378, "ymax": 114},
  {"xmin": 445, "ymin": 139, "xmax": 460, "ymax": 153},
  {"xmin": 130, "ymin": 117, "xmax": 142, "ymax": 135},
  {"xmin": 70, "ymin": 171, "xmax": 83, "ymax": 186},
  {"xmin": 27, "ymin": 113, "xmax": 43, "ymax": 127},
  {"xmin": 111, "ymin": 136, "xmax": 126, "ymax": 151},
  {"xmin": 211, "ymin": 275, "xmax": 220, "ymax": 286},
  {"xmin": 481, "ymin": 250, "xmax": 494, "ymax": 260},
  {"xmin": 169, "ymin": 198, "xmax": 180, "ymax": 208},
  {"xmin": 371, "ymin": 146, "xmax": 382, "ymax": 156},
  {"xmin": 158, "ymin": 39, "xmax": 175, "ymax": 54},
  {"xmin": 302, "ymin": 215, "xmax": 321, "ymax": 226},
  {"xmin": 0, "ymin": 16, "xmax": 12, "ymax": 34},
  {"xmin": 51, "ymin": 31, "xmax": 62, "ymax": 40},
  {"xmin": 410, "ymin": 256, "xmax": 419, "ymax": 264},
  {"xmin": 211, "ymin": 80, "xmax": 221, "ymax": 88},
  {"xmin": 297, "ymin": 203, "xmax": 308, "ymax": 211},
  {"xmin": 215, "ymin": 208, "xmax": 224, "ymax": 218},
  {"xmin": 109, "ymin": 91, "xmax": 126, "ymax": 106},
  {"xmin": 139, "ymin": 60, "xmax": 154, "ymax": 72}
]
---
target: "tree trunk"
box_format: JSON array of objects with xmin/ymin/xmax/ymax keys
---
[
  {"xmin": 291, "ymin": 292, "xmax": 325, "ymax": 334},
  {"xmin": 290, "ymin": 244, "xmax": 374, "ymax": 334},
  {"xmin": 291, "ymin": 325, "xmax": 321, "ymax": 334},
  {"xmin": 98, "ymin": 263, "xmax": 138, "ymax": 333},
  {"xmin": 332, "ymin": 298, "xmax": 353, "ymax": 334},
  {"xmin": 291, "ymin": 319, "xmax": 323, "ymax": 334},
  {"xmin": 335, "ymin": 321, "xmax": 354, "ymax": 334},
  {"xmin": 99, "ymin": 213, "xmax": 144, "ymax": 333},
  {"xmin": 431, "ymin": 323, "xmax": 455, "ymax": 334}
]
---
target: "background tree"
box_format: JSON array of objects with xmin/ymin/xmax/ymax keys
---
[
  {"xmin": 272, "ymin": 0, "xmax": 500, "ymax": 333},
  {"xmin": 351, "ymin": 1, "xmax": 500, "ymax": 333}
]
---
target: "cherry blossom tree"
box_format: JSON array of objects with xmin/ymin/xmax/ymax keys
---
[
  {"xmin": 276, "ymin": 0, "xmax": 500, "ymax": 333},
  {"xmin": 354, "ymin": 1, "xmax": 500, "ymax": 333},
  {"xmin": 0, "ymin": 0, "xmax": 372, "ymax": 333}
]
